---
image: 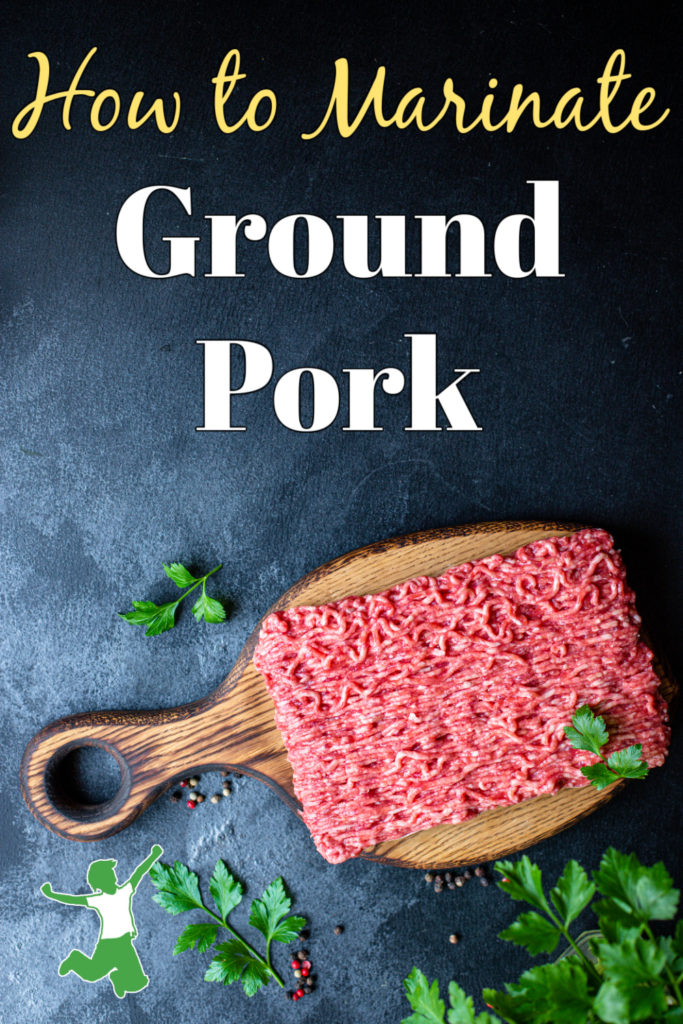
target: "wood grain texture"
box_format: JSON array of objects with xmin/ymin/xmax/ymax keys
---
[{"xmin": 20, "ymin": 521, "xmax": 677, "ymax": 867}]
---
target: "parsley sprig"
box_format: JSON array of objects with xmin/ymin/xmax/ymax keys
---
[
  {"xmin": 119, "ymin": 562, "xmax": 226, "ymax": 636},
  {"xmin": 403, "ymin": 968, "xmax": 500, "ymax": 1024},
  {"xmin": 403, "ymin": 848, "xmax": 682, "ymax": 1024},
  {"xmin": 149, "ymin": 859, "xmax": 306, "ymax": 996},
  {"xmin": 564, "ymin": 705, "xmax": 649, "ymax": 790}
]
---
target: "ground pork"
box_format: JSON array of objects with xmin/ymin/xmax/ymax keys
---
[{"xmin": 253, "ymin": 529, "xmax": 670, "ymax": 863}]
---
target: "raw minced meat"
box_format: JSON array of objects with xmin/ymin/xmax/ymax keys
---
[{"xmin": 253, "ymin": 529, "xmax": 670, "ymax": 863}]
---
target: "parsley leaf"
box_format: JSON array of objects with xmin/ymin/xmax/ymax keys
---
[
  {"xmin": 499, "ymin": 911, "xmax": 562, "ymax": 955},
  {"xmin": 150, "ymin": 858, "xmax": 307, "ymax": 999},
  {"xmin": 592, "ymin": 980, "xmax": 630, "ymax": 1024},
  {"xmin": 594, "ymin": 848, "xmax": 679, "ymax": 924},
  {"xmin": 564, "ymin": 704, "xmax": 609, "ymax": 755},
  {"xmin": 580, "ymin": 762, "xmax": 620, "ymax": 790},
  {"xmin": 164, "ymin": 562, "xmax": 199, "ymax": 588},
  {"xmin": 119, "ymin": 599, "xmax": 161, "ymax": 623},
  {"xmin": 149, "ymin": 860, "xmax": 203, "ymax": 914},
  {"xmin": 481, "ymin": 986, "xmax": 535, "ymax": 1024},
  {"xmin": 550, "ymin": 860, "xmax": 596, "ymax": 926},
  {"xmin": 402, "ymin": 968, "xmax": 446, "ymax": 1024},
  {"xmin": 204, "ymin": 939, "xmax": 247, "ymax": 985},
  {"xmin": 192, "ymin": 589, "xmax": 227, "ymax": 624},
  {"xmin": 672, "ymin": 921, "xmax": 683, "ymax": 973},
  {"xmin": 607, "ymin": 745, "xmax": 649, "ymax": 779},
  {"xmin": 120, "ymin": 562, "xmax": 225, "ymax": 636},
  {"xmin": 401, "ymin": 969, "xmax": 502, "ymax": 1024},
  {"xmin": 240, "ymin": 958, "xmax": 272, "ymax": 996},
  {"xmin": 249, "ymin": 876, "xmax": 303, "ymax": 943},
  {"xmin": 174, "ymin": 922, "xmax": 218, "ymax": 954},
  {"xmin": 447, "ymin": 980, "xmax": 502, "ymax": 1024},
  {"xmin": 598, "ymin": 937, "xmax": 669, "ymax": 1020},
  {"xmin": 119, "ymin": 599, "xmax": 180, "ymax": 637},
  {"xmin": 272, "ymin": 914, "xmax": 308, "ymax": 944},
  {"xmin": 205, "ymin": 940, "xmax": 271, "ymax": 995},
  {"xmin": 248, "ymin": 875, "xmax": 306, "ymax": 976},
  {"xmin": 446, "ymin": 981, "xmax": 476, "ymax": 1024},
  {"xmin": 495, "ymin": 856, "xmax": 551, "ymax": 915},
  {"xmin": 488, "ymin": 961, "xmax": 593, "ymax": 1024},
  {"xmin": 209, "ymin": 860, "xmax": 243, "ymax": 922}
]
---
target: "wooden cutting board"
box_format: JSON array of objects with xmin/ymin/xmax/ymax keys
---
[{"xmin": 20, "ymin": 521, "xmax": 676, "ymax": 868}]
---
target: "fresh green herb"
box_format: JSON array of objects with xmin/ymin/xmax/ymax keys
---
[
  {"xmin": 564, "ymin": 704, "xmax": 649, "ymax": 790},
  {"xmin": 119, "ymin": 562, "xmax": 226, "ymax": 636},
  {"xmin": 403, "ymin": 967, "xmax": 500, "ymax": 1024},
  {"xmin": 402, "ymin": 848, "xmax": 682, "ymax": 1024},
  {"xmin": 149, "ymin": 858, "xmax": 306, "ymax": 996}
]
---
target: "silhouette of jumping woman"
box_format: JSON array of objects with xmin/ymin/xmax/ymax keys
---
[{"xmin": 41, "ymin": 844, "xmax": 162, "ymax": 998}]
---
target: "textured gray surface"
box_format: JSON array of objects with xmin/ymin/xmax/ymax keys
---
[{"xmin": 2, "ymin": 2, "xmax": 682, "ymax": 1022}]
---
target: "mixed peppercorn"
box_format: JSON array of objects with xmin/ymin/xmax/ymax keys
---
[
  {"xmin": 288, "ymin": 936, "xmax": 314, "ymax": 1001},
  {"xmin": 422, "ymin": 864, "xmax": 494, "ymax": 946},
  {"xmin": 169, "ymin": 769, "xmax": 236, "ymax": 809},
  {"xmin": 424, "ymin": 863, "xmax": 491, "ymax": 893},
  {"xmin": 283, "ymin": 924, "xmax": 344, "ymax": 1001}
]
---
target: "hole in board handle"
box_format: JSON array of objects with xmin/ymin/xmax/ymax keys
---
[{"xmin": 45, "ymin": 740, "xmax": 131, "ymax": 822}]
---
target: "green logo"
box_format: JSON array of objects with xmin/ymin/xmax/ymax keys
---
[{"xmin": 41, "ymin": 844, "xmax": 162, "ymax": 998}]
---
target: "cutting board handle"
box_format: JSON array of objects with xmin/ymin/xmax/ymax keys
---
[{"xmin": 20, "ymin": 660, "xmax": 297, "ymax": 841}]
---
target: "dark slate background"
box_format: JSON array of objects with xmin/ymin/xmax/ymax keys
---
[{"xmin": 1, "ymin": 2, "xmax": 681, "ymax": 1022}]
